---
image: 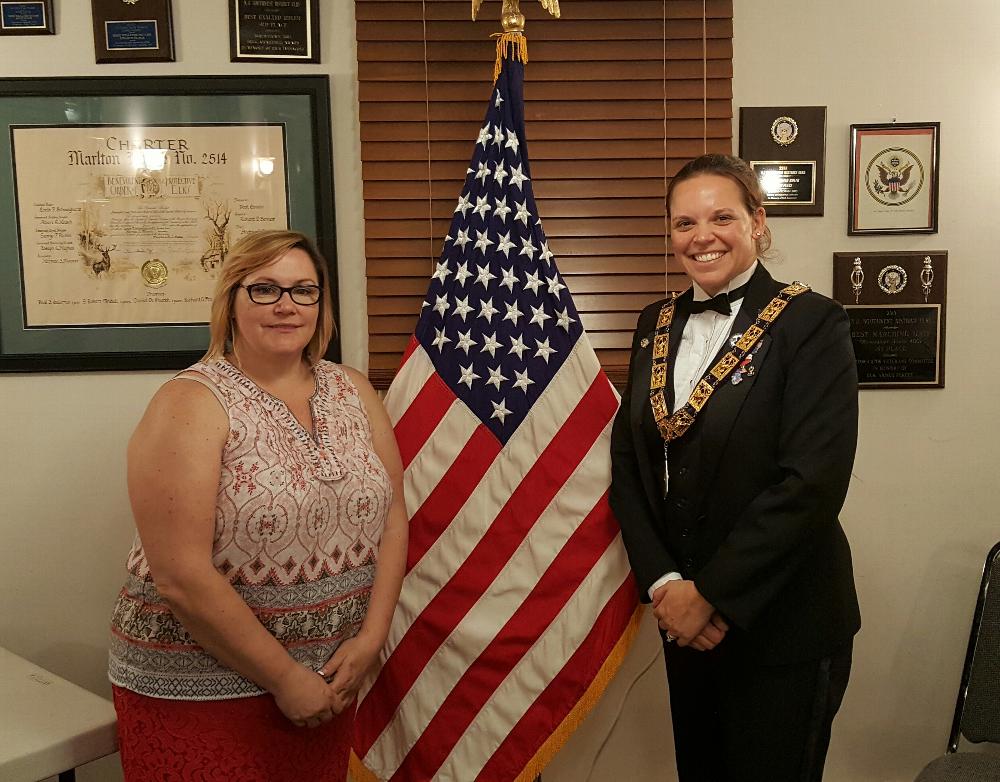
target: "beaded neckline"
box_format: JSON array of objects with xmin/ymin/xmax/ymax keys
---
[{"xmin": 215, "ymin": 358, "xmax": 344, "ymax": 482}]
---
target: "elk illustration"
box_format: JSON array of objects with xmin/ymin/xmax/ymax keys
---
[
  {"xmin": 200, "ymin": 201, "xmax": 231, "ymax": 271},
  {"xmin": 93, "ymin": 243, "xmax": 116, "ymax": 277},
  {"xmin": 77, "ymin": 202, "xmax": 104, "ymax": 251}
]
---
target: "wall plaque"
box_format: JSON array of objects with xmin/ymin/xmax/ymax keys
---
[
  {"xmin": 91, "ymin": 0, "xmax": 175, "ymax": 63},
  {"xmin": 739, "ymin": 106, "xmax": 826, "ymax": 216},
  {"xmin": 833, "ymin": 251, "xmax": 947, "ymax": 388},
  {"xmin": 229, "ymin": 0, "xmax": 320, "ymax": 63},
  {"xmin": 0, "ymin": 0, "xmax": 55, "ymax": 35}
]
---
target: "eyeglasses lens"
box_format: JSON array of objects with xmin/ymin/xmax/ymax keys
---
[{"xmin": 246, "ymin": 285, "xmax": 320, "ymax": 305}]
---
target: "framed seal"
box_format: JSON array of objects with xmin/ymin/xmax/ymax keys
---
[{"xmin": 849, "ymin": 122, "xmax": 940, "ymax": 234}]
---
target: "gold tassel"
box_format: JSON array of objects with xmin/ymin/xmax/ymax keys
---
[{"xmin": 492, "ymin": 31, "xmax": 528, "ymax": 83}]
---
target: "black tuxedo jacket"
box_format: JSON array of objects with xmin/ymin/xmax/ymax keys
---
[{"xmin": 610, "ymin": 264, "xmax": 861, "ymax": 664}]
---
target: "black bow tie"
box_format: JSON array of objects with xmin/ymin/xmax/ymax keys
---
[{"xmin": 687, "ymin": 281, "xmax": 750, "ymax": 316}]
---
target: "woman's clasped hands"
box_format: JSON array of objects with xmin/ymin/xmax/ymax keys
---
[
  {"xmin": 652, "ymin": 579, "xmax": 730, "ymax": 652},
  {"xmin": 274, "ymin": 631, "xmax": 383, "ymax": 728}
]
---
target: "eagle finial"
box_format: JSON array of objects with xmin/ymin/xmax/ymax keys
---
[{"xmin": 472, "ymin": 0, "xmax": 561, "ymax": 32}]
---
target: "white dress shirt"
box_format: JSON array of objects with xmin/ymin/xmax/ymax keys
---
[{"xmin": 648, "ymin": 261, "xmax": 758, "ymax": 600}]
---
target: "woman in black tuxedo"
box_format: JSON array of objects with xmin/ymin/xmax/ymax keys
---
[{"xmin": 610, "ymin": 154, "xmax": 860, "ymax": 781}]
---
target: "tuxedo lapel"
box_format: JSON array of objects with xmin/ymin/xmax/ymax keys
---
[
  {"xmin": 629, "ymin": 313, "xmax": 668, "ymax": 525},
  {"xmin": 695, "ymin": 265, "xmax": 781, "ymax": 484},
  {"xmin": 666, "ymin": 290, "xmax": 692, "ymax": 414}
]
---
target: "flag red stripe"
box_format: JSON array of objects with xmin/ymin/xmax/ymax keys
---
[
  {"xmin": 399, "ymin": 334, "xmax": 419, "ymax": 366},
  {"xmin": 391, "ymin": 492, "xmax": 620, "ymax": 782},
  {"xmin": 392, "ymin": 372, "xmax": 456, "ymax": 470},
  {"xmin": 474, "ymin": 576, "xmax": 640, "ymax": 782},
  {"xmin": 355, "ymin": 374, "xmax": 618, "ymax": 756},
  {"xmin": 406, "ymin": 425, "xmax": 502, "ymax": 572}
]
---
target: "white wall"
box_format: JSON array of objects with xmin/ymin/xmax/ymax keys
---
[{"xmin": 2, "ymin": 2, "xmax": 998, "ymax": 782}]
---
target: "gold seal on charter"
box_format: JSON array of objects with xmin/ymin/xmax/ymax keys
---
[{"xmin": 141, "ymin": 258, "xmax": 168, "ymax": 288}]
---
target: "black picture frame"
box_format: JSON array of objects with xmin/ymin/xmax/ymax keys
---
[
  {"xmin": 229, "ymin": 0, "xmax": 321, "ymax": 64},
  {"xmin": 0, "ymin": 0, "xmax": 55, "ymax": 35},
  {"xmin": 848, "ymin": 122, "xmax": 940, "ymax": 235},
  {"xmin": 0, "ymin": 76, "xmax": 338, "ymax": 372}
]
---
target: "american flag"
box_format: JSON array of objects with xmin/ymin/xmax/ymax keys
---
[{"xmin": 352, "ymin": 51, "xmax": 641, "ymax": 782}]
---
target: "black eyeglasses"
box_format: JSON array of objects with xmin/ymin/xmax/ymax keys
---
[{"xmin": 239, "ymin": 283, "xmax": 321, "ymax": 305}]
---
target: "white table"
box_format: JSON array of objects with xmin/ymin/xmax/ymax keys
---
[{"xmin": 0, "ymin": 647, "xmax": 117, "ymax": 782}]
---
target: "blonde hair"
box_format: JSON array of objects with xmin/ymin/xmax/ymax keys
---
[
  {"xmin": 666, "ymin": 154, "xmax": 773, "ymax": 257},
  {"xmin": 202, "ymin": 230, "xmax": 336, "ymax": 365}
]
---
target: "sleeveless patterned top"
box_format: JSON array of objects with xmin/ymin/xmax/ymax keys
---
[{"xmin": 109, "ymin": 359, "xmax": 392, "ymax": 700}]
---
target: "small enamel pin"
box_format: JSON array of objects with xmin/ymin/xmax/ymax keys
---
[{"xmin": 731, "ymin": 342, "xmax": 763, "ymax": 385}]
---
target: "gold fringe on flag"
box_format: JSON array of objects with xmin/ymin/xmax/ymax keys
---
[
  {"xmin": 349, "ymin": 750, "xmax": 379, "ymax": 782},
  {"xmin": 513, "ymin": 604, "xmax": 646, "ymax": 782},
  {"xmin": 492, "ymin": 31, "xmax": 528, "ymax": 83}
]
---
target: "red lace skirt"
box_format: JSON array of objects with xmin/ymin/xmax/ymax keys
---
[{"xmin": 113, "ymin": 686, "xmax": 352, "ymax": 782}]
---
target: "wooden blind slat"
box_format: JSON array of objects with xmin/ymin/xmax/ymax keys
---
[
  {"xmin": 361, "ymin": 118, "xmax": 731, "ymax": 142},
  {"xmin": 365, "ymin": 197, "xmax": 668, "ymax": 220},
  {"xmin": 364, "ymin": 178, "xmax": 668, "ymax": 199},
  {"xmin": 364, "ymin": 215, "xmax": 667, "ymax": 240},
  {"xmin": 358, "ymin": 19, "xmax": 731, "ymax": 42},
  {"xmin": 359, "ymin": 39, "xmax": 732, "ymax": 62},
  {"xmin": 359, "ymin": 97, "xmax": 732, "ymax": 122},
  {"xmin": 361, "ymin": 137, "xmax": 727, "ymax": 162},
  {"xmin": 359, "ymin": 59, "xmax": 732, "ymax": 82},
  {"xmin": 360, "ymin": 78, "xmax": 732, "ymax": 103},
  {"xmin": 366, "ymin": 256, "xmax": 673, "ymax": 278},
  {"xmin": 360, "ymin": 144, "xmax": 730, "ymax": 184}
]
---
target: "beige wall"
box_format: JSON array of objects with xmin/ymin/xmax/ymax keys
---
[{"xmin": 1, "ymin": 2, "xmax": 997, "ymax": 781}]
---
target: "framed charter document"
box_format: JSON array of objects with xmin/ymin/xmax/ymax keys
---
[
  {"xmin": 849, "ymin": 122, "xmax": 940, "ymax": 235},
  {"xmin": 229, "ymin": 0, "xmax": 320, "ymax": 63},
  {"xmin": 0, "ymin": 76, "xmax": 338, "ymax": 372},
  {"xmin": 0, "ymin": 1, "xmax": 55, "ymax": 35}
]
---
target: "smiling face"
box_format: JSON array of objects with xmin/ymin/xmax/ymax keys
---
[
  {"xmin": 231, "ymin": 247, "xmax": 320, "ymax": 362},
  {"xmin": 668, "ymin": 173, "xmax": 766, "ymax": 296}
]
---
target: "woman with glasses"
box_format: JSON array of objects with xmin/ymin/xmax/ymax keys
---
[{"xmin": 109, "ymin": 230, "xmax": 408, "ymax": 781}]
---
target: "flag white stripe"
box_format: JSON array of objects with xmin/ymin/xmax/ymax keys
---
[
  {"xmin": 384, "ymin": 345, "xmax": 437, "ymax": 427},
  {"xmin": 402, "ymin": 398, "xmax": 480, "ymax": 518},
  {"xmin": 365, "ymin": 415, "xmax": 617, "ymax": 777},
  {"xmin": 440, "ymin": 537, "xmax": 632, "ymax": 781}
]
